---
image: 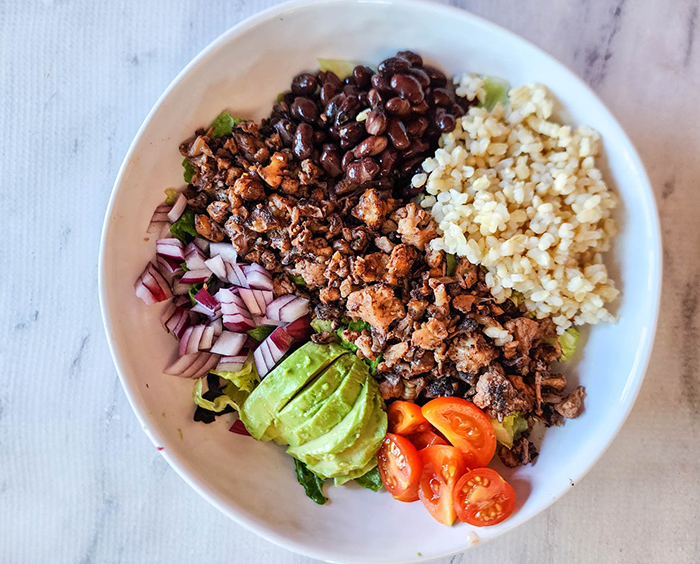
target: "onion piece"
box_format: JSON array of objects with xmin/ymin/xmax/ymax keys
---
[
  {"xmin": 210, "ymin": 331, "xmax": 247, "ymax": 356},
  {"xmin": 204, "ymin": 254, "xmax": 227, "ymax": 280},
  {"xmin": 209, "ymin": 242, "xmax": 237, "ymax": 263},
  {"xmin": 180, "ymin": 269, "xmax": 211, "ymax": 284},
  {"xmin": 185, "ymin": 245, "xmax": 208, "ymax": 271},
  {"xmin": 254, "ymin": 326, "xmax": 293, "ymax": 378},
  {"xmin": 253, "ymin": 316, "xmax": 284, "ymax": 326},
  {"xmin": 217, "ymin": 290, "xmax": 255, "ymax": 332},
  {"xmin": 266, "ymin": 295, "xmax": 309, "ymax": 322},
  {"xmin": 285, "ymin": 313, "xmax": 313, "ymax": 341},
  {"xmin": 147, "ymin": 204, "xmax": 173, "ymax": 233},
  {"xmin": 193, "ymin": 237, "xmax": 210, "ymax": 254},
  {"xmin": 172, "ymin": 281, "xmax": 190, "ymax": 295},
  {"xmin": 229, "ymin": 419, "xmax": 252, "ymax": 436},
  {"xmin": 186, "ymin": 325, "xmax": 206, "ymax": 355},
  {"xmin": 135, "ymin": 262, "xmax": 172, "ymax": 304},
  {"xmin": 226, "ymin": 263, "xmax": 249, "ymax": 288},
  {"xmin": 194, "ymin": 288, "xmax": 219, "ymax": 312},
  {"xmin": 156, "ymin": 255, "xmax": 184, "ymax": 279},
  {"xmin": 217, "ymin": 354, "xmax": 248, "ymax": 373},
  {"xmin": 238, "ymin": 288, "xmax": 274, "ymax": 316},
  {"xmin": 156, "ymin": 238, "xmax": 185, "ymax": 261},
  {"xmin": 167, "ymin": 193, "xmax": 187, "ymax": 223},
  {"xmin": 209, "ymin": 317, "xmax": 223, "ymax": 337},
  {"xmin": 159, "ymin": 222, "xmax": 173, "ymax": 238},
  {"xmin": 244, "ymin": 263, "xmax": 273, "ymax": 290},
  {"xmin": 164, "ymin": 352, "xmax": 220, "ymax": 379},
  {"xmin": 199, "ymin": 326, "xmax": 216, "ymax": 351}
]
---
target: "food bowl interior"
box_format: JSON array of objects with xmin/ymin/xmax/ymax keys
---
[{"xmin": 100, "ymin": 1, "xmax": 660, "ymax": 562}]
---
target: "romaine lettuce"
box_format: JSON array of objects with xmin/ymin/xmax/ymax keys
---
[{"xmin": 558, "ymin": 328, "xmax": 580, "ymax": 361}]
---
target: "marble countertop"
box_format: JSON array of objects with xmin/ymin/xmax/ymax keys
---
[{"xmin": 2, "ymin": 0, "xmax": 697, "ymax": 562}]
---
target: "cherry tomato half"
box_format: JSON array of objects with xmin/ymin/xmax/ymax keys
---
[
  {"xmin": 422, "ymin": 397, "xmax": 496, "ymax": 469},
  {"xmin": 418, "ymin": 445, "xmax": 469, "ymax": 526},
  {"xmin": 377, "ymin": 433, "xmax": 422, "ymax": 502},
  {"xmin": 407, "ymin": 429, "xmax": 448, "ymax": 450},
  {"xmin": 388, "ymin": 401, "xmax": 430, "ymax": 435},
  {"xmin": 453, "ymin": 468, "xmax": 515, "ymax": 527}
]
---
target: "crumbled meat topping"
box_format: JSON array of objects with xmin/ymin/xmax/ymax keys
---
[{"xmin": 346, "ymin": 284, "xmax": 405, "ymax": 335}]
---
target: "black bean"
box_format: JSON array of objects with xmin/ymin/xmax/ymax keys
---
[
  {"xmin": 365, "ymin": 109, "xmax": 388, "ymax": 135},
  {"xmin": 320, "ymin": 82, "xmax": 338, "ymax": 105},
  {"xmin": 430, "ymin": 87, "xmax": 454, "ymax": 107},
  {"xmin": 338, "ymin": 121, "xmax": 365, "ymax": 143},
  {"xmin": 282, "ymin": 92, "xmax": 296, "ymax": 106},
  {"xmin": 272, "ymin": 100, "xmax": 291, "ymax": 119},
  {"xmin": 346, "ymin": 157, "xmax": 379, "ymax": 183},
  {"xmin": 291, "ymin": 73, "xmax": 318, "ymax": 96},
  {"xmin": 339, "ymin": 138, "xmax": 353, "ymax": 150},
  {"xmin": 273, "ymin": 119, "xmax": 295, "ymax": 145},
  {"xmin": 387, "ymin": 119, "xmax": 411, "ymax": 150},
  {"xmin": 324, "ymin": 94, "xmax": 345, "ymax": 121},
  {"xmin": 411, "ymin": 100, "xmax": 430, "ymax": 115},
  {"xmin": 293, "ymin": 123, "xmax": 314, "ymax": 160},
  {"xmin": 385, "ymin": 97, "xmax": 411, "ymax": 117},
  {"xmin": 406, "ymin": 116, "xmax": 429, "ymax": 137},
  {"xmin": 358, "ymin": 92, "xmax": 369, "ymax": 107},
  {"xmin": 342, "ymin": 151, "xmax": 355, "ymax": 171},
  {"xmin": 408, "ymin": 67, "xmax": 431, "ymax": 89},
  {"xmin": 378, "ymin": 56, "xmax": 411, "ymax": 76},
  {"xmin": 371, "ymin": 73, "xmax": 392, "ymax": 93},
  {"xmin": 399, "ymin": 155, "xmax": 424, "ymax": 176},
  {"xmin": 335, "ymin": 94, "xmax": 360, "ymax": 125},
  {"xmin": 353, "ymin": 65, "xmax": 374, "ymax": 89},
  {"xmin": 291, "ymin": 97, "xmax": 318, "ymax": 123},
  {"xmin": 455, "ymin": 95, "xmax": 472, "ymax": 114},
  {"xmin": 318, "ymin": 70, "xmax": 342, "ymax": 89},
  {"xmin": 423, "ymin": 65, "xmax": 447, "ymax": 87},
  {"xmin": 313, "ymin": 129, "xmax": 327, "ymax": 145},
  {"xmin": 390, "ymin": 74, "xmax": 425, "ymax": 105},
  {"xmin": 377, "ymin": 147, "xmax": 399, "ymax": 177},
  {"xmin": 396, "ymin": 50, "xmax": 423, "ymax": 67},
  {"xmin": 319, "ymin": 147, "xmax": 343, "ymax": 177},
  {"xmin": 402, "ymin": 138, "xmax": 430, "ymax": 160},
  {"xmin": 367, "ymin": 88, "xmax": 384, "ymax": 108},
  {"xmin": 434, "ymin": 108, "xmax": 456, "ymax": 133},
  {"xmin": 343, "ymin": 83, "xmax": 360, "ymax": 95},
  {"xmin": 353, "ymin": 136, "xmax": 388, "ymax": 158},
  {"xmin": 327, "ymin": 125, "xmax": 340, "ymax": 140}
]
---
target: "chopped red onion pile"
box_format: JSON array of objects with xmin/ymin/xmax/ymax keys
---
[{"xmin": 136, "ymin": 199, "xmax": 311, "ymax": 380}]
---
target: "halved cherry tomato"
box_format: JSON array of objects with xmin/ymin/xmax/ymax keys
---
[
  {"xmin": 418, "ymin": 445, "xmax": 469, "ymax": 526},
  {"xmin": 422, "ymin": 397, "xmax": 496, "ymax": 469},
  {"xmin": 407, "ymin": 429, "xmax": 448, "ymax": 450},
  {"xmin": 388, "ymin": 401, "xmax": 430, "ymax": 435},
  {"xmin": 377, "ymin": 433, "xmax": 422, "ymax": 502},
  {"xmin": 453, "ymin": 468, "xmax": 515, "ymax": 527}
]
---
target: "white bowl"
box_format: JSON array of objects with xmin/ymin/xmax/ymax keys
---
[{"xmin": 99, "ymin": 0, "xmax": 661, "ymax": 561}]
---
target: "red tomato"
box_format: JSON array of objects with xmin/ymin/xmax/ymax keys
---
[
  {"xmin": 453, "ymin": 468, "xmax": 516, "ymax": 527},
  {"xmin": 388, "ymin": 401, "xmax": 430, "ymax": 435},
  {"xmin": 422, "ymin": 397, "xmax": 496, "ymax": 468},
  {"xmin": 418, "ymin": 445, "xmax": 469, "ymax": 526},
  {"xmin": 407, "ymin": 429, "xmax": 448, "ymax": 450},
  {"xmin": 377, "ymin": 433, "xmax": 422, "ymax": 502}
]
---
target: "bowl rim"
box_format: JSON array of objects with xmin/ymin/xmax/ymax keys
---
[{"xmin": 98, "ymin": 0, "xmax": 662, "ymax": 561}]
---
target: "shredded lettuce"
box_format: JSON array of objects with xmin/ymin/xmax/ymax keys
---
[
  {"xmin": 336, "ymin": 328, "xmax": 358, "ymax": 352},
  {"xmin": 246, "ymin": 325, "xmax": 275, "ymax": 342},
  {"xmin": 481, "ymin": 76, "xmax": 510, "ymax": 111},
  {"xmin": 276, "ymin": 92, "xmax": 285, "ymax": 102},
  {"xmin": 558, "ymin": 328, "xmax": 580, "ymax": 361},
  {"xmin": 347, "ymin": 320, "xmax": 371, "ymax": 332},
  {"xmin": 164, "ymin": 188, "xmax": 179, "ymax": 205},
  {"xmin": 211, "ymin": 354, "xmax": 260, "ymax": 395},
  {"xmin": 491, "ymin": 413, "xmax": 529, "ymax": 449},
  {"xmin": 182, "ymin": 159, "xmax": 195, "ymax": 183},
  {"xmin": 289, "ymin": 274, "xmax": 307, "ymax": 286},
  {"xmin": 354, "ymin": 466, "xmax": 383, "ymax": 492},
  {"xmin": 367, "ymin": 354, "xmax": 382, "ymax": 376},
  {"xmin": 446, "ymin": 253, "xmax": 457, "ymax": 276},
  {"xmin": 311, "ymin": 318, "xmax": 334, "ymax": 333},
  {"xmin": 317, "ymin": 58, "xmax": 358, "ymax": 80},
  {"xmin": 510, "ymin": 291, "xmax": 525, "ymax": 307},
  {"xmin": 170, "ymin": 209, "xmax": 198, "ymax": 244},
  {"xmin": 294, "ymin": 458, "xmax": 328, "ymax": 505},
  {"xmin": 193, "ymin": 379, "xmax": 239, "ymax": 413},
  {"xmin": 210, "ymin": 111, "xmax": 244, "ymax": 139}
]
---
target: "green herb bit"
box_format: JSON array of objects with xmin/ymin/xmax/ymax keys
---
[
  {"xmin": 293, "ymin": 459, "xmax": 328, "ymax": 505},
  {"xmin": 209, "ymin": 111, "xmax": 244, "ymax": 139},
  {"xmin": 182, "ymin": 159, "xmax": 195, "ymax": 183},
  {"xmin": 354, "ymin": 466, "xmax": 383, "ymax": 492},
  {"xmin": 164, "ymin": 188, "xmax": 179, "ymax": 205},
  {"xmin": 289, "ymin": 274, "xmax": 307, "ymax": 287}
]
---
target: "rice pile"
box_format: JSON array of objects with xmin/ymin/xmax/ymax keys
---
[{"xmin": 415, "ymin": 75, "xmax": 619, "ymax": 332}]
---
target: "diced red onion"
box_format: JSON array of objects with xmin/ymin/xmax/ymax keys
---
[
  {"xmin": 285, "ymin": 313, "xmax": 313, "ymax": 341},
  {"xmin": 156, "ymin": 255, "xmax": 184, "ymax": 279},
  {"xmin": 147, "ymin": 204, "xmax": 173, "ymax": 234},
  {"xmin": 266, "ymin": 295, "xmax": 309, "ymax": 322},
  {"xmin": 179, "ymin": 326, "xmax": 193, "ymax": 356},
  {"xmin": 167, "ymin": 193, "xmax": 187, "ymax": 223},
  {"xmin": 180, "ymin": 269, "xmax": 211, "ymax": 284},
  {"xmin": 204, "ymin": 255, "xmax": 227, "ymax": 280},
  {"xmin": 194, "ymin": 288, "xmax": 219, "ymax": 311},
  {"xmin": 209, "ymin": 242, "xmax": 237, "ymax": 263},
  {"xmin": 156, "ymin": 238, "xmax": 185, "ymax": 261},
  {"xmin": 209, "ymin": 317, "xmax": 223, "ymax": 337},
  {"xmin": 229, "ymin": 419, "xmax": 252, "ymax": 436},
  {"xmin": 214, "ymin": 288, "xmax": 235, "ymax": 304},
  {"xmin": 254, "ymin": 326, "xmax": 293, "ymax": 378},
  {"xmin": 172, "ymin": 281, "xmax": 190, "ymax": 295},
  {"xmin": 199, "ymin": 326, "xmax": 215, "ymax": 351},
  {"xmin": 185, "ymin": 249, "xmax": 208, "ymax": 272},
  {"xmin": 190, "ymin": 302, "xmax": 214, "ymax": 316},
  {"xmin": 174, "ymin": 295, "xmax": 190, "ymax": 307},
  {"xmin": 159, "ymin": 222, "xmax": 173, "ymax": 238},
  {"xmin": 186, "ymin": 325, "xmax": 206, "ymax": 355},
  {"xmin": 253, "ymin": 316, "xmax": 284, "ymax": 326},
  {"xmin": 244, "ymin": 263, "xmax": 273, "ymax": 290},
  {"xmin": 160, "ymin": 301, "xmax": 177, "ymax": 326},
  {"xmin": 226, "ymin": 263, "xmax": 249, "ymax": 288},
  {"xmin": 238, "ymin": 288, "xmax": 274, "ymax": 316},
  {"xmin": 193, "ymin": 237, "xmax": 210, "ymax": 254},
  {"xmin": 164, "ymin": 352, "xmax": 220, "ymax": 379},
  {"xmin": 165, "ymin": 307, "xmax": 191, "ymax": 338},
  {"xmin": 135, "ymin": 262, "xmax": 172, "ymax": 304},
  {"xmin": 222, "ymin": 312, "xmax": 255, "ymax": 332},
  {"xmin": 210, "ymin": 331, "xmax": 247, "ymax": 356}
]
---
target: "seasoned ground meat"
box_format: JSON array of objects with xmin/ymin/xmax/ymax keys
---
[
  {"xmin": 346, "ymin": 284, "xmax": 405, "ymax": 335},
  {"xmin": 448, "ymin": 332, "xmax": 498, "ymax": 374},
  {"xmin": 391, "ymin": 203, "xmax": 437, "ymax": 251}
]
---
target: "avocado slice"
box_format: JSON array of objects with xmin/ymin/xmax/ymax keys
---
[
  {"xmin": 308, "ymin": 393, "xmax": 387, "ymax": 481},
  {"xmin": 239, "ymin": 342, "xmax": 348, "ymax": 441},
  {"xmin": 276, "ymin": 353, "xmax": 354, "ymax": 433},
  {"xmin": 334, "ymin": 458, "xmax": 379, "ymax": 486},
  {"xmin": 287, "ymin": 377, "xmax": 375, "ymax": 464},
  {"xmin": 282, "ymin": 355, "xmax": 368, "ymax": 447}
]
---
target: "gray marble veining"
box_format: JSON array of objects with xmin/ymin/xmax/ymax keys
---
[{"xmin": 1, "ymin": 0, "xmax": 698, "ymax": 562}]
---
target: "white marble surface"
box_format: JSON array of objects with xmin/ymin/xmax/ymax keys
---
[{"xmin": 1, "ymin": 0, "xmax": 698, "ymax": 562}]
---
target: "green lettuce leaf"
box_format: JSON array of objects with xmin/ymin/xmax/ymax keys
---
[
  {"xmin": 354, "ymin": 466, "xmax": 383, "ymax": 492},
  {"xmin": 193, "ymin": 378, "xmax": 239, "ymax": 413},
  {"xmin": 310, "ymin": 318, "xmax": 333, "ymax": 333},
  {"xmin": 491, "ymin": 413, "xmax": 529, "ymax": 449},
  {"xmin": 246, "ymin": 325, "xmax": 275, "ymax": 342},
  {"xmin": 164, "ymin": 188, "xmax": 179, "ymax": 205},
  {"xmin": 481, "ymin": 76, "xmax": 510, "ymax": 111},
  {"xmin": 366, "ymin": 353, "xmax": 382, "ymax": 376},
  {"xmin": 294, "ymin": 459, "xmax": 328, "ymax": 505},
  {"xmin": 558, "ymin": 328, "xmax": 580, "ymax": 361},
  {"xmin": 170, "ymin": 209, "xmax": 198, "ymax": 244},
  {"xmin": 289, "ymin": 274, "xmax": 307, "ymax": 287},
  {"xmin": 211, "ymin": 354, "xmax": 260, "ymax": 396},
  {"xmin": 347, "ymin": 320, "xmax": 370, "ymax": 332},
  {"xmin": 317, "ymin": 59, "xmax": 358, "ymax": 80},
  {"xmin": 336, "ymin": 328, "xmax": 358, "ymax": 353},
  {"xmin": 210, "ymin": 111, "xmax": 244, "ymax": 139},
  {"xmin": 182, "ymin": 159, "xmax": 195, "ymax": 183}
]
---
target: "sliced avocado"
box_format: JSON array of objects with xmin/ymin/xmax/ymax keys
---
[
  {"xmin": 309, "ymin": 393, "xmax": 387, "ymax": 480},
  {"xmin": 287, "ymin": 377, "xmax": 375, "ymax": 464},
  {"xmin": 276, "ymin": 354, "xmax": 353, "ymax": 432},
  {"xmin": 333, "ymin": 458, "xmax": 379, "ymax": 486},
  {"xmin": 282, "ymin": 355, "xmax": 368, "ymax": 447},
  {"xmin": 239, "ymin": 342, "xmax": 348, "ymax": 441}
]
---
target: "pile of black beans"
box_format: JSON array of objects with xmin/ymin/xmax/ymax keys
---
[{"xmin": 264, "ymin": 50, "xmax": 471, "ymax": 197}]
